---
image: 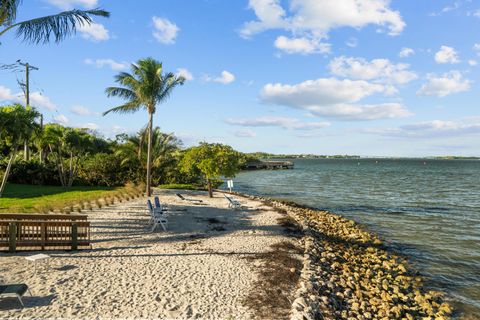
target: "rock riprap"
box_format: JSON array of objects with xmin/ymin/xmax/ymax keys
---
[{"xmin": 234, "ymin": 194, "xmax": 454, "ymax": 320}]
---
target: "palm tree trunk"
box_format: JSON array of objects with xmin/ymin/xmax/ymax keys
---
[
  {"xmin": 0, "ymin": 145, "xmax": 18, "ymax": 198},
  {"xmin": 146, "ymin": 111, "xmax": 154, "ymax": 196},
  {"xmin": 68, "ymin": 151, "xmax": 74, "ymax": 188},
  {"xmin": 24, "ymin": 140, "xmax": 29, "ymax": 161},
  {"xmin": 207, "ymin": 179, "xmax": 213, "ymax": 198},
  {"xmin": 50, "ymin": 145, "xmax": 66, "ymax": 188}
]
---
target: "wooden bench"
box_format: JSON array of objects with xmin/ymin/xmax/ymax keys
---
[{"xmin": 0, "ymin": 214, "xmax": 91, "ymax": 252}]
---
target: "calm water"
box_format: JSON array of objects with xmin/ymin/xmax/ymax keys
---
[{"xmin": 229, "ymin": 159, "xmax": 480, "ymax": 317}]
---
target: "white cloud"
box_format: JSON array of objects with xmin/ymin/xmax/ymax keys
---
[
  {"xmin": 346, "ymin": 37, "xmax": 358, "ymax": 48},
  {"xmin": 240, "ymin": 0, "xmax": 288, "ymax": 38},
  {"xmin": 70, "ymin": 105, "xmax": 92, "ymax": 116},
  {"xmin": 434, "ymin": 45, "xmax": 460, "ymax": 64},
  {"xmin": 274, "ymin": 36, "xmax": 330, "ymax": 55},
  {"xmin": 79, "ymin": 122, "xmax": 99, "ymax": 130},
  {"xmin": 468, "ymin": 59, "xmax": 478, "ymax": 66},
  {"xmin": 205, "ymin": 70, "xmax": 235, "ymax": 84},
  {"xmin": 226, "ymin": 116, "xmax": 330, "ymax": 130},
  {"xmin": 366, "ymin": 119, "xmax": 480, "ymax": 138},
  {"xmin": 329, "ymin": 56, "xmax": 417, "ymax": 85},
  {"xmin": 0, "ymin": 85, "xmax": 56, "ymax": 110},
  {"xmin": 306, "ymin": 103, "xmax": 412, "ymax": 121},
  {"xmin": 176, "ymin": 68, "xmax": 194, "ymax": 81},
  {"xmin": 152, "ymin": 17, "xmax": 179, "ymax": 44},
  {"xmin": 260, "ymin": 78, "xmax": 411, "ymax": 121},
  {"xmin": 53, "ymin": 114, "xmax": 69, "ymax": 125},
  {"xmin": 240, "ymin": 0, "xmax": 405, "ymax": 53},
  {"xmin": 30, "ymin": 92, "xmax": 57, "ymax": 111},
  {"xmin": 78, "ymin": 22, "xmax": 109, "ymax": 41},
  {"xmin": 430, "ymin": 1, "xmax": 462, "ymax": 17},
  {"xmin": 417, "ymin": 71, "xmax": 471, "ymax": 97},
  {"xmin": 261, "ymin": 78, "xmax": 386, "ymax": 106},
  {"xmin": 84, "ymin": 58, "xmax": 128, "ymax": 71},
  {"xmin": 0, "ymin": 86, "xmax": 13, "ymax": 101},
  {"xmin": 399, "ymin": 47, "xmax": 414, "ymax": 58},
  {"xmin": 474, "ymin": 43, "xmax": 480, "ymax": 56},
  {"xmin": 45, "ymin": 0, "xmax": 97, "ymax": 10},
  {"xmin": 234, "ymin": 129, "xmax": 257, "ymax": 137}
]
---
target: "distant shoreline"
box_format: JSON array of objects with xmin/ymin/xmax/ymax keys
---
[{"xmin": 252, "ymin": 156, "xmax": 480, "ymax": 160}]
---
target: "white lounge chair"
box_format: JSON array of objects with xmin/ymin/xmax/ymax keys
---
[
  {"xmin": 151, "ymin": 214, "xmax": 168, "ymax": 232},
  {"xmin": 223, "ymin": 194, "xmax": 242, "ymax": 209},
  {"xmin": 176, "ymin": 193, "xmax": 203, "ymax": 204},
  {"xmin": 0, "ymin": 283, "xmax": 32, "ymax": 307},
  {"xmin": 154, "ymin": 196, "xmax": 171, "ymax": 211},
  {"xmin": 147, "ymin": 200, "xmax": 168, "ymax": 231}
]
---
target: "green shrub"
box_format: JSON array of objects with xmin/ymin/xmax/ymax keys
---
[
  {"xmin": 0, "ymin": 160, "xmax": 60, "ymax": 185},
  {"xmin": 77, "ymin": 153, "xmax": 131, "ymax": 186}
]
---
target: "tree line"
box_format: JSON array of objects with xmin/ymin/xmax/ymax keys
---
[{"xmin": 0, "ymin": 105, "xmax": 248, "ymax": 197}]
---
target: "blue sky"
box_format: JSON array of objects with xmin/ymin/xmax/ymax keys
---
[{"xmin": 1, "ymin": 0, "xmax": 480, "ymax": 156}]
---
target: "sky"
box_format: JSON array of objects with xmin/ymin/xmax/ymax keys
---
[{"xmin": 1, "ymin": 0, "xmax": 480, "ymax": 157}]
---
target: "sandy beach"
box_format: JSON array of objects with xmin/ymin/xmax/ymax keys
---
[{"xmin": 0, "ymin": 189, "xmax": 298, "ymax": 319}]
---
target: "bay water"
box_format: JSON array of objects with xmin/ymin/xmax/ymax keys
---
[{"xmin": 229, "ymin": 159, "xmax": 480, "ymax": 317}]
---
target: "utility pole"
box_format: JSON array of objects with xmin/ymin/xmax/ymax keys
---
[{"xmin": 17, "ymin": 60, "xmax": 39, "ymax": 161}]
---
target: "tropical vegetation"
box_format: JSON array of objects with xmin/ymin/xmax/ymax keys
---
[
  {"xmin": 0, "ymin": 104, "xmax": 40, "ymax": 196},
  {"xmin": 1, "ymin": 104, "xmax": 248, "ymax": 201},
  {"xmin": 103, "ymin": 57, "xmax": 185, "ymax": 196}
]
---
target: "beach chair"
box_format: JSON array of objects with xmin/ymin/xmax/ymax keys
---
[
  {"xmin": 147, "ymin": 200, "xmax": 168, "ymax": 231},
  {"xmin": 151, "ymin": 213, "xmax": 168, "ymax": 232},
  {"xmin": 147, "ymin": 199, "xmax": 167, "ymax": 216},
  {"xmin": 154, "ymin": 196, "xmax": 169, "ymax": 211},
  {"xmin": 176, "ymin": 193, "xmax": 203, "ymax": 203},
  {"xmin": 0, "ymin": 283, "xmax": 32, "ymax": 307},
  {"xmin": 223, "ymin": 194, "xmax": 242, "ymax": 209}
]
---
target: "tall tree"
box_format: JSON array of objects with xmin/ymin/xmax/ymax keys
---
[
  {"xmin": 104, "ymin": 58, "xmax": 185, "ymax": 196},
  {"xmin": 41, "ymin": 124, "xmax": 93, "ymax": 189},
  {"xmin": 0, "ymin": 104, "xmax": 40, "ymax": 197},
  {"xmin": 180, "ymin": 143, "xmax": 242, "ymax": 198},
  {"xmin": 0, "ymin": 0, "xmax": 109, "ymax": 44}
]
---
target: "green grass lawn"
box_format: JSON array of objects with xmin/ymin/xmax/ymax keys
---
[
  {"xmin": 158, "ymin": 183, "xmax": 202, "ymax": 190},
  {"xmin": 0, "ymin": 183, "xmax": 143, "ymax": 213}
]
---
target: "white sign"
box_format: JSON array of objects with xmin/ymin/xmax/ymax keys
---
[{"xmin": 227, "ymin": 179, "xmax": 234, "ymax": 191}]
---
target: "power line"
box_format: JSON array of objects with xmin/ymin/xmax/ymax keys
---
[{"xmin": 17, "ymin": 60, "xmax": 39, "ymax": 106}]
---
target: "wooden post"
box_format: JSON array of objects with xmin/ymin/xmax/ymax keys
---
[
  {"xmin": 41, "ymin": 222, "xmax": 46, "ymax": 250},
  {"xmin": 8, "ymin": 222, "xmax": 17, "ymax": 253},
  {"xmin": 71, "ymin": 223, "xmax": 78, "ymax": 251}
]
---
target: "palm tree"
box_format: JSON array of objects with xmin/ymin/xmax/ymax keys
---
[
  {"xmin": 116, "ymin": 127, "xmax": 180, "ymax": 166},
  {"xmin": 0, "ymin": 0, "xmax": 109, "ymax": 44},
  {"xmin": 115, "ymin": 127, "xmax": 181, "ymax": 183},
  {"xmin": 104, "ymin": 58, "xmax": 185, "ymax": 196},
  {"xmin": 0, "ymin": 104, "xmax": 40, "ymax": 197}
]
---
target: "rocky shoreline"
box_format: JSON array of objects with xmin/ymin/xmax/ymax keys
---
[{"xmin": 231, "ymin": 192, "xmax": 454, "ymax": 320}]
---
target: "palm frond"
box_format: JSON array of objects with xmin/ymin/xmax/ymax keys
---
[
  {"xmin": 157, "ymin": 75, "xmax": 185, "ymax": 102},
  {"xmin": 103, "ymin": 100, "xmax": 142, "ymax": 116},
  {"xmin": 105, "ymin": 86, "xmax": 137, "ymax": 100},
  {"xmin": 115, "ymin": 72, "xmax": 140, "ymax": 90},
  {"xmin": 0, "ymin": 0, "xmax": 20, "ymax": 26},
  {"xmin": 13, "ymin": 8, "xmax": 110, "ymax": 44}
]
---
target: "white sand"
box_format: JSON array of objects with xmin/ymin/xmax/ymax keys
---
[{"xmin": 0, "ymin": 189, "xmax": 292, "ymax": 319}]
